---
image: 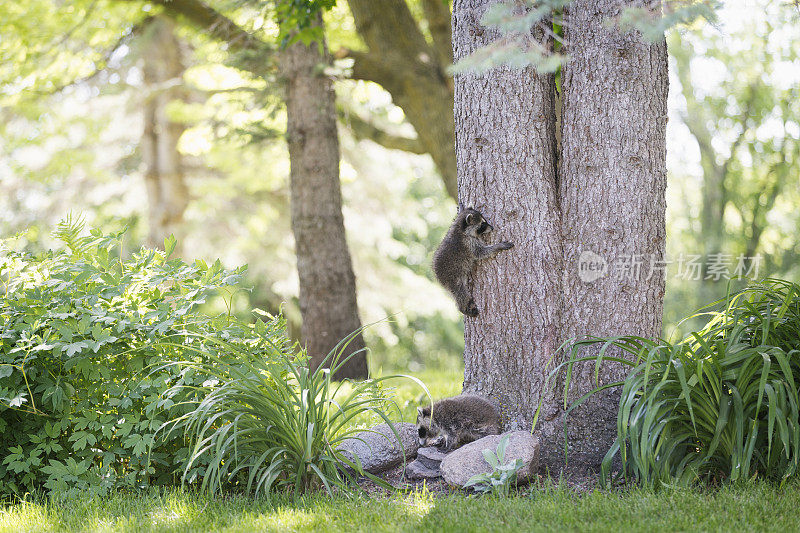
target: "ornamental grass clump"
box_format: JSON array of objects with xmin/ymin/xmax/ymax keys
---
[
  {"xmin": 158, "ymin": 326, "xmax": 420, "ymax": 498},
  {"xmin": 549, "ymin": 279, "xmax": 800, "ymax": 487}
]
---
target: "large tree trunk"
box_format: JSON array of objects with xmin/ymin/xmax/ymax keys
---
[
  {"xmin": 280, "ymin": 16, "xmax": 368, "ymax": 380},
  {"xmin": 453, "ymin": 0, "xmax": 564, "ymax": 464},
  {"xmin": 454, "ymin": 0, "xmax": 668, "ymax": 473},
  {"xmin": 141, "ymin": 16, "xmax": 189, "ymax": 253},
  {"xmin": 558, "ymin": 0, "xmax": 668, "ymax": 470}
]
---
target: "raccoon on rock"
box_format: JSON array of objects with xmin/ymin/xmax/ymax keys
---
[{"xmin": 416, "ymin": 394, "xmax": 501, "ymax": 452}]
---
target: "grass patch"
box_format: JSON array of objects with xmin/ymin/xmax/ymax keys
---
[{"xmin": 3, "ymin": 482, "xmax": 800, "ymax": 532}]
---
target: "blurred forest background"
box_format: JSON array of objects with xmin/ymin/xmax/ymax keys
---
[{"xmin": 1, "ymin": 0, "xmax": 798, "ymax": 374}]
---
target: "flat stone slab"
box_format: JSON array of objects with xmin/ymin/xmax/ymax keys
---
[
  {"xmin": 405, "ymin": 459, "xmax": 441, "ymax": 480},
  {"xmin": 338, "ymin": 423, "xmax": 419, "ymax": 474},
  {"xmin": 440, "ymin": 430, "xmax": 540, "ymax": 488},
  {"xmin": 416, "ymin": 446, "xmax": 447, "ymax": 469}
]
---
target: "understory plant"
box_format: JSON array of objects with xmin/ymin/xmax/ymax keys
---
[
  {"xmin": 545, "ymin": 278, "xmax": 800, "ymax": 487},
  {"xmin": 463, "ymin": 434, "xmax": 524, "ymax": 496},
  {"xmin": 158, "ymin": 328, "xmax": 422, "ymax": 498},
  {"xmin": 0, "ymin": 218, "xmax": 261, "ymax": 498}
]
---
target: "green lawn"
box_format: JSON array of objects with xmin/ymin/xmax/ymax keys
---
[{"xmin": 3, "ymin": 482, "xmax": 800, "ymax": 533}]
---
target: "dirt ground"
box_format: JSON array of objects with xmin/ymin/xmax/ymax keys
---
[{"xmin": 357, "ymin": 462, "xmax": 604, "ymax": 497}]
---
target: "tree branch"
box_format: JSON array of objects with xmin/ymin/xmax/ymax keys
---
[
  {"xmin": 116, "ymin": 0, "xmax": 273, "ymax": 79},
  {"xmin": 344, "ymin": 0, "xmax": 457, "ymax": 197},
  {"xmin": 337, "ymin": 48, "xmax": 398, "ymax": 87},
  {"xmin": 339, "ymin": 108, "xmax": 426, "ymax": 154},
  {"xmin": 347, "ymin": 0, "xmax": 434, "ymax": 60},
  {"xmin": 345, "ymin": 0, "xmax": 444, "ymax": 87},
  {"xmin": 421, "ymin": 0, "xmax": 453, "ymax": 70},
  {"xmin": 151, "ymin": 0, "xmax": 268, "ymax": 54}
]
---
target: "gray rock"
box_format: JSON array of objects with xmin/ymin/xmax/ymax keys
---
[
  {"xmin": 416, "ymin": 446, "xmax": 447, "ymax": 469},
  {"xmin": 338, "ymin": 422, "xmax": 419, "ymax": 474},
  {"xmin": 440, "ymin": 431, "xmax": 539, "ymax": 488},
  {"xmin": 405, "ymin": 459, "xmax": 441, "ymax": 480}
]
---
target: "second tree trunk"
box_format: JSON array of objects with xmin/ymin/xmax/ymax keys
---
[{"xmin": 280, "ymin": 18, "xmax": 368, "ymax": 380}]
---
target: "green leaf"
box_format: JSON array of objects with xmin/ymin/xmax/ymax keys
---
[
  {"xmin": 496, "ymin": 434, "xmax": 510, "ymax": 463},
  {"xmin": 63, "ymin": 340, "xmax": 89, "ymax": 357},
  {"xmin": 164, "ymin": 234, "xmax": 177, "ymax": 259}
]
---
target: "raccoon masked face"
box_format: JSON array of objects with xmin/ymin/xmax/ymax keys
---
[
  {"xmin": 460, "ymin": 207, "xmax": 493, "ymax": 238},
  {"xmin": 416, "ymin": 406, "xmax": 445, "ymax": 448}
]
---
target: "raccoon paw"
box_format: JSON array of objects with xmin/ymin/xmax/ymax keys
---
[
  {"xmin": 498, "ymin": 241, "xmax": 514, "ymax": 250},
  {"xmin": 464, "ymin": 299, "xmax": 479, "ymax": 317}
]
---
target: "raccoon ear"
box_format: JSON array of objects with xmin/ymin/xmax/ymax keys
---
[
  {"xmin": 465, "ymin": 213, "xmax": 477, "ymax": 226},
  {"xmin": 417, "ymin": 407, "xmax": 424, "ymax": 419}
]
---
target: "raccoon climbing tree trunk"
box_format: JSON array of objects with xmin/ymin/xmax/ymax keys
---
[
  {"xmin": 453, "ymin": 0, "xmax": 668, "ymax": 474},
  {"xmin": 452, "ymin": 0, "xmax": 565, "ymax": 468},
  {"xmin": 141, "ymin": 16, "xmax": 189, "ymax": 254},
  {"xmin": 280, "ymin": 15, "xmax": 368, "ymax": 380}
]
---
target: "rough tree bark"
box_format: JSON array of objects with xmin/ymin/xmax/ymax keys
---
[
  {"xmin": 453, "ymin": 0, "xmax": 564, "ymax": 466},
  {"xmin": 279, "ymin": 16, "xmax": 368, "ymax": 379},
  {"xmin": 454, "ymin": 0, "xmax": 668, "ymax": 473},
  {"xmin": 558, "ymin": 0, "xmax": 668, "ymax": 470},
  {"xmin": 141, "ymin": 16, "xmax": 190, "ymax": 253}
]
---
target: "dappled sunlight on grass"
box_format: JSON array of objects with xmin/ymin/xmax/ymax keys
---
[
  {"xmin": 5, "ymin": 483, "xmax": 800, "ymax": 532},
  {"xmin": 247, "ymin": 508, "xmax": 329, "ymax": 532},
  {"xmin": 145, "ymin": 500, "xmax": 197, "ymax": 530},
  {"xmin": 404, "ymin": 489, "xmax": 436, "ymax": 519},
  {"xmin": 0, "ymin": 490, "xmax": 438, "ymax": 533},
  {"xmin": 0, "ymin": 500, "xmax": 58, "ymax": 533}
]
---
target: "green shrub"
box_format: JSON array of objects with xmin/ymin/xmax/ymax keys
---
[
  {"xmin": 549, "ymin": 279, "xmax": 800, "ymax": 487},
  {"xmin": 159, "ymin": 330, "xmax": 421, "ymax": 498},
  {"xmin": 0, "ymin": 218, "xmax": 264, "ymax": 498}
]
